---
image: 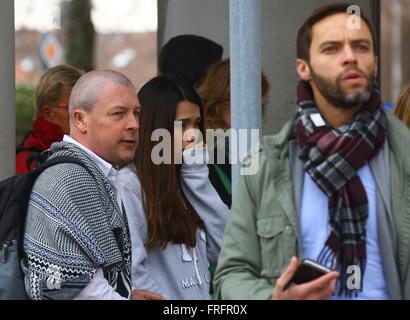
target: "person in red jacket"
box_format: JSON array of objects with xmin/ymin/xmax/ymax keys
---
[{"xmin": 16, "ymin": 65, "xmax": 83, "ymax": 173}]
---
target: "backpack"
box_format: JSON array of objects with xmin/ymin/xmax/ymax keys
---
[{"xmin": 0, "ymin": 156, "xmax": 90, "ymax": 300}]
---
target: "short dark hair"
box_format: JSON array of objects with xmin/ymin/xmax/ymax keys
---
[
  {"xmin": 158, "ymin": 35, "xmax": 223, "ymax": 87},
  {"xmin": 297, "ymin": 3, "xmax": 377, "ymax": 61}
]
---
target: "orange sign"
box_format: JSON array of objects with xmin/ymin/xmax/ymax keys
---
[{"xmin": 38, "ymin": 33, "xmax": 63, "ymax": 69}]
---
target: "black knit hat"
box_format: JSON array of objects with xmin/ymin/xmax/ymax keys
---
[{"xmin": 158, "ymin": 35, "xmax": 223, "ymax": 87}]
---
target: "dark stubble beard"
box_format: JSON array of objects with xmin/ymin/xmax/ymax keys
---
[{"xmin": 309, "ymin": 65, "xmax": 375, "ymax": 109}]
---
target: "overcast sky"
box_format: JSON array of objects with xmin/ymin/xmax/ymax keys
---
[{"xmin": 15, "ymin": 0, "xmax": 157, "ymax": 33}]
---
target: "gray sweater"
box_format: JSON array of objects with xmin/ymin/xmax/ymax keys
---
[
  {"xmin": 23, "ymin": 141, "xmax": 132, "ymax": 300},
  {"xmin": 119, "ymin": 146, "xmax": 230, "ymax": 300}
]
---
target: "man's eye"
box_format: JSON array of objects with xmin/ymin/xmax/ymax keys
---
[
  {"xmin": 113, "ymin": 112, "xmax": 124, "ymax": 117},
  {"xmin": 356, "ymin": 45, "xmax": 369, "ymax": 52},
  {"xmin": 323, "ymin": 47, "xmax": 337, "ymax": 53}
]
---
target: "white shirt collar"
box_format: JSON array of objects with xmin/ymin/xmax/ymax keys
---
[{"xmin": 63, "ymin": 135, "xmax": 118, "ymax": 179}]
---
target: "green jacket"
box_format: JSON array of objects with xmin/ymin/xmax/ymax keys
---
[{"xmin": 214, "ymin": 112, "xmax": 410, "ymax": 300}]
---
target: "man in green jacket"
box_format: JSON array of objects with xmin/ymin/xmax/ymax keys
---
[{"xmin": 214, "ymin": 3, "xmax": 410, "ymax": 300}]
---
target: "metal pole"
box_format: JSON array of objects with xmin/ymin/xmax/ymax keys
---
[
  {"xmin": 0, "ymin": 0, "xmax": 16, "ymax": 179},
  {"xmin": 391, "ymin": 0, "xmax": 402, "ymax": 102},
  {"xmin": 230, "ymin": 0, "xmax": 262, "ymax": 192}
]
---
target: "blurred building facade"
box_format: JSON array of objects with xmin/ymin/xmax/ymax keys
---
[{"xmin": 15, "ymin": 29, "xmax": 157, "ymax": 90}]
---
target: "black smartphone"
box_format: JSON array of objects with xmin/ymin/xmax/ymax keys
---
[{"xmin": 283, "ymin": 259, "xmax": 332, "ymax": 290}]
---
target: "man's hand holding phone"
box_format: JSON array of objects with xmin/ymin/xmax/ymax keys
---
[{"xmin": 272, "ymin": 257, "xmax": 339, "ymax": 300}]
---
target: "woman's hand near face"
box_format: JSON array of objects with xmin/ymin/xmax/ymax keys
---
[
  {"xmin": 183, "ymin": 127, "xmax": 204, "ymax": 150},
  {"xmin": 185, "ymin": 140, "xmax": 204, "ymax": 150}
]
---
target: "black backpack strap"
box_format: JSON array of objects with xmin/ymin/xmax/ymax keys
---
[
  {"xmin": 37, "ymin": 149, "xmax": 51, "ymax": 166},
  {"xmin": 24, "ymin": 148, "xmax": 43, "ymax": 171},
  {"xmin": 28, "ymin": 156, "xmax": 94, "ymax": 179},
  {"xmin": 26, "ymin": 149, "xmax": 51, "ymax": 169}
]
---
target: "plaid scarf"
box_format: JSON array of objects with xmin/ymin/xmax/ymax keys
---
[{"xmin": 294, "ymin": 81, "xmax": 387, "ymax": 296}]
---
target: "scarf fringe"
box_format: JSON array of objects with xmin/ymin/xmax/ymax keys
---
[{"xmin": 318, "ymin": 244, "xmax": 366, "ymax": 297}]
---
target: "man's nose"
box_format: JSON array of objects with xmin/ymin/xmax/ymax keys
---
[
  {"xmin": 342, "ymin": 45, "xmax": 358, "ymax": 66},
  {"xmin": 127, "ymin": 113, "xmax": 139, "ymax": 131}
]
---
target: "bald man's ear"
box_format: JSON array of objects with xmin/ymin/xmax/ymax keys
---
[
  {"xmin": 73, "ymin": 109, "xmax": 88, "ymax": 134},
  {"xmin": 296, "ymin": 59, "xmax": 312, "ymax": 81}
]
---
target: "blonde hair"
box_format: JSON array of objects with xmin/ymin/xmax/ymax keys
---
[
  {"xmin": 393, "ymin": 83, "xmax": 410, "ymax": 128},
  {"xmin": 197, "ymin": 58, "xmax": 269, "ymax": 130},
  {"xmin": 36, "ymin": 64, "xmax": 83, "ymax": 115}
]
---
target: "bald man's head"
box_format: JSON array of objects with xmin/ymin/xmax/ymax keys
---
[
  {"xmin": 68, "ymin": 70, "xmax": 139, "ymax": 167},
  {"xmin": 68, "ymin": 70, "xmax": 135, "ymax": 119}
]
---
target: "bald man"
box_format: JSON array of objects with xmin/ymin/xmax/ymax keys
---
[{"xmin": 22, "ymin": 70, "xmax": 141, "ymax": 300}]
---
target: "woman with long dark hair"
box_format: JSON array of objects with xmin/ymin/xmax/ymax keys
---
[{"xmin": 120, "ymin": 76, "xmax": 229, "ymax": 300}]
